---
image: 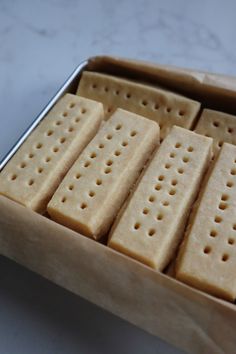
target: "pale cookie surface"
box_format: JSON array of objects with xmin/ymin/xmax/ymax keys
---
[
  {"xmin": 77, "ymin": 71, "xmax": 201, "ymax": 140},
  {"xmin": 0, "ymin": 94, "xmax": 103, "ymax": 213},
  {"xmin": 47, "ymin": 109, "xmax": 160, "ymax": 240},
  {"xmin": 108, "ymin": 126, "xmax": 212, "ymax": 271},
  {"xmin": 176, "ymin": 143, "xmax": 236, "ymax": 302},
  {"xmin": 195, "ymin": 109, "xmax": 236, "ymax": 156}
]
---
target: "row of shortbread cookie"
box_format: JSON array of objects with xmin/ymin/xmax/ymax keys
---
[
  {"xmin": 1, "ymin": 72, "xmax": 236, "ymax": 303},
  {"xmin": 0, "ymin": 72, "xmax": 201, "ymax": 213}
]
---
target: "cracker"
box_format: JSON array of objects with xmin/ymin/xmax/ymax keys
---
[
  {"xmin": 0, "ymin": 94, "xmax": 103, "ymax": 213},
  {"xmin": 108, "ymin": 126, "xmax": 212, "ymax": 271},
  {"xmin": 176, "ymin": 143, "xmax": 236, "ymax": 302},
  {"xmin": 195, "ymin": 109, "xmax": 236, "ymax": 156},
  {"xmin": 47, "ymin": 109, "xmax": 160, "ymax": 240},
  {"xmin": 77, "ymin": 71, "xmax": 201, "ymax": 140}
]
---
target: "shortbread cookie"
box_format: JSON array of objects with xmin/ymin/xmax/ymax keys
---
[
  {"xmin": 47, "ymin": 109, "xmax": 160, "ymax": 240},
  {"xmin": 176, "ymin": 143, "xmax": 236, "ymax": 302},
  {"xmin": 77, "ymin": 71, "xmax": 201, "ymax": 140},
  {"xmin": 195, "ymin": 109, "xmax": 236, "ymax": 156},
  {"xmin": 0, "ymin": 94, "xmax": 104, "ymax": 213},
  {"xmin": 108, "ymin": 126, "xmax": 212, "ymax": 271}
]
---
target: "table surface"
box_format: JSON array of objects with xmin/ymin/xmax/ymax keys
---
[{"xmin": 1, "ymin": 0, "xmax": 236, "ymax": 353}]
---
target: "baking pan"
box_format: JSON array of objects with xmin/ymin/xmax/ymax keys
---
[{"xmin": 1, "ymin": 56, "xmax": 236, "ymax": 354}]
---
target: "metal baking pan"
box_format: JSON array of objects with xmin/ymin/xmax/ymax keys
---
[
  {"xmin": 1, "ymin": 56, "xmax": 236, "ymax": 353},
  {"xmin": 0, "ymin": 60, "xmax": 88, "ymax": 171}
]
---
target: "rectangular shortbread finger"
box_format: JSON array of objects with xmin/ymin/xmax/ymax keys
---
[
  {"xmin": 47, "ymin": 109, "xmax": 160, "ymax": 240},
  {"xmin": 77, "ymin": 71, "xmax": 201, "ymax": 140},
  {"xmin": 0, "ymin": 94, "xmax": 104, "ymax": 213},
  {"xmin": 195, "ymin": 109, "xmax": 236, "ymax": 156},
  {"xmin": 176, "ymin": 143, "xmax": 236, "ymax": 302},
  {"xmin": 108, "ymin": 126, "xmax": 212, "ymax": 271}
]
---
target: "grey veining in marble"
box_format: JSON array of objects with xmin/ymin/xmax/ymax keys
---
[{"xmin": 0, "ymin": 0, "xmax": 236, "ymax": 353}]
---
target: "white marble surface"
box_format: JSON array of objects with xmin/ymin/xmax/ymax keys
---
[{"xmin": 0, "ymin": 0, "xmax": 236, "ymax": 353}]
